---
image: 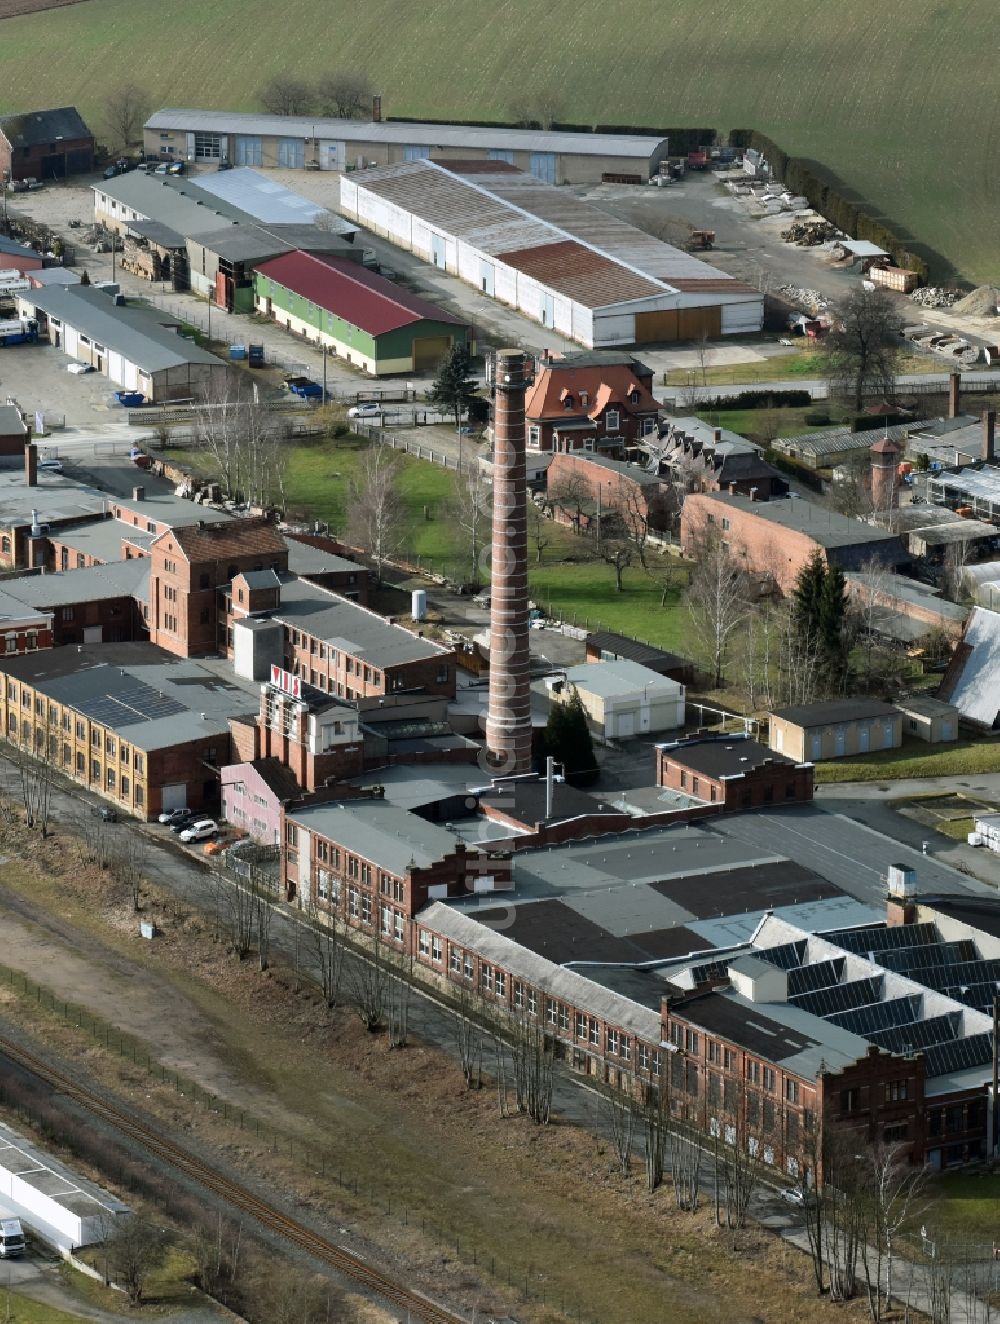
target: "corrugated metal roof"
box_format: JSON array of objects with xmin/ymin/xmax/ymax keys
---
[
  {"xmin": 146, "ymin": 109, "xmax": 665, "ymax": 159},
  {"xmin": 254, "ymin": 251, "xmax": 462, "ymax": 336},
  {"xmin": 350, "ymin": 162, "xmax": 761, "ymax": 313},
  {"xmin": 937, "ymin": 606, "xmax": 1000, "ymax": 725},
  {"xmin": 21, "ymin": 287, "xmax": 223, "ymax": 374}
]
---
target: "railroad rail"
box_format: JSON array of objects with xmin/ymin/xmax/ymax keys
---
[{"xmin": 0, "ymin": 1033, "xmax": 464, "ymax": 1324}]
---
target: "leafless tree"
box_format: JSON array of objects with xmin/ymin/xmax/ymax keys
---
[
  {"xmin": 252, "ymin": 888, "xmax": 273, "ymax": 972},
  {"xmin": 822, "ymin": 287, "xmax": 903, "ymax": 410},
  {"xmin": 452, "ymin": 980, "xmax": 484, "ymax": 1091},
  {"xmin": 859, "ymin": 1142, "xmax": 929, "ymax": 1321},
  {"xmin": 108, "ymin": 832, "xmax": 147, "ymax": 913},
  {"xmin": 527, "ymin": 500, "xmax": 552, "ymax": 565},
  {"xmin": 668, "ymin": 1126, "xmax": 702, "ymax": 1212},
  {"xmin": 507, "ymin": 90, "xmax": 564, "ymax": 130},
  {"xmin": 105, "ymin": 1215, "xmax": 167, "ymax": 1308},
  {"xmin": 315, "ymin": 71, "xmax": 374, "ymax": 119},
  {"xmin": 386, "ymin": 947, "xmax": 413, "ymax": 1049},
  {"xmin": 187, "ymin": 1215, "xmax": 246, "ymax": 1302},
  {"xmin": 941, "ymin": 536, "xmax": 972, "ymax": 603},
  {"xmin": 449, "ymin": 463, "xmax": 492, "ymax": 584},
  {"xmin": 776, "ymin": 600, "xmax": 824, "ymax": 706},
  {"xmin": 346, "ymin": 445, "xmax": 407, "ymax": 585},
  {"xmin": 259, "ymin": 75, "xmax": 315, "ymax": 116},
  {"xmin": 509, "ymin": 1009, "xmax": 554, "ymax": 1124},
  {"xmin": 717, "ymin": 1099, "xmax": 764, "ymax": 1237},
  {"xmin": 194, "ymin": 380, "xmax": 288, "ymax": 513},
  {"xmin": 547, "ymin": 470, "xmax": 592, "ymax": 534},
  {"xmin": 643, "ymin": 1083, "xmax": 670, "ymax": 1193},
  {"xmin": 104, "ymin": 83, "xmax": 151, "ymax": 153},
  {"xmin": 828, "ymin": 449, "xmax": 876, "ymax": 519},
  {"xmin": 9, "ymin": 724, "xmax": 55, "ymax": 837},
  {"xmin": 695, "ymin": 334, "xmax": 714, "ymax": 387},
  {"xmin": 304, "ymin": 899, "xmax": 344, "ymax": 1008},
  {"xmin": 255, "ymin": 1262, "xmax": 335, "ymax": 1324},
  {"xmin": 603, "ymin": 1080, "xmax": 636, "ymax": 1178},
  {"xmin": 348, "ymin": 930, "xmax": 390, "ymax": 1031},
  {"xmin": 598, "ymin": 514, "xmax": 634, "ymax": 593},
  {"xmin": 822, "ymin": 1134, "xmax": 864, "ymax": 1302},
  {"xmin": 685, "ymin": 529, "xmax": 751, "ymax": 687}
]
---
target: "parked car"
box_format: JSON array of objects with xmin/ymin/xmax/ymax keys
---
[
  {"xmin": 348, "ymin": 401, "xmax": 383, "ymax": 419},
  {"xmin": 154, "ymin": 163, "xmax": 169, "ymax": 174},
  {"xmin": 168, "ymin": 160, "xmax": 185, "ymax": 175},
  {"xmin": 38, "ymin": 458, "xmax": 63, "ymax": 474},
  {"xmin": 158, "ymin": 807, "xmax": 192, "ymax": 826},
  {"xmin": 113, "ymin": 391, "xmax": 146, "ymax": 408},
  {"xmin": 179, "ymin": 818, "xmax": 219, "ymax": 843},
  {"xmin": 780, "ymin": 1188, "xmax": 805, "ymax": 1208},
  {"xmin": 287, "ymin": 379, "xmax": 323, "ymax": 400},
  {"xmin": 66, "ymin": 362, "xmax": 95, "ymax": 374},
  {"xmin": 169, "ymin": 812, "xmax": 199, "ymax": 833}
]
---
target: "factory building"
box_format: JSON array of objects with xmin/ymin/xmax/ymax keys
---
[
  {"xmin": 340, "ymin": 161, "xmax": 763, "ymax": 347},
  {"xmin": 144, "ymin": 108, "xmax": 669, "ymax": 185}
]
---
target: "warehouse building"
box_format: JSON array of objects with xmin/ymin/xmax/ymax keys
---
[
  {"xmin": 254, "ymin": 250, "xmax": 468, "ymax": 375},
  {"xmin": 144, "ymin": 108, "xmax": 669, "ymax": 185},
  {"xmin": 93, "ymin": 170, "xmax": 357, "ymax": 309},
  {"xmin": 340, "ymin": 161, "xmax": 763, "ymax": 347},
  {"xmin": 547, "ymin": 659, "xmax": 685, "ymax": 739},
  {"xmin": 15, "ymin": 285, "xmax": 230, "ymax": 402}
]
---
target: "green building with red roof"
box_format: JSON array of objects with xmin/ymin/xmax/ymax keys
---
[{"xmin": 253, "ymin": 250, "xmax": 469, "ymax": 376}]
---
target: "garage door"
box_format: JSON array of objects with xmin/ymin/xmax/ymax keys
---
[
  {"xmin": 529, "ymin": 152, "xmax": 556, "ymax": 183},
  {"xmin": 634, "ymin": 310, "xmax": 679, "ymax": 343},
  {"xmin": 161, "ymin": 783, "xmax": 187, "ymax": 811},
  {"xmin": 677, "ymin": 306, "xmax": 722, "ymax": 339},
  {"xmin": 83, "ymin": 625, "xmax": 103, "ymax": 643},
  {"xmin": 617, "ymin": 711, "xmax": 635, "ymax": 739},
  {"xmin": 412, "ymin": 334, "xmax": 452, "ymax": 370}
]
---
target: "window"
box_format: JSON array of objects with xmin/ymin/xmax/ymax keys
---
[
  {"xmin": 121, "ymin": 775, "xmax": 129, "ymax": 797},
  {"xmin": 841, "ymin": 1087, "xmax": 861, "ymax": 1112},
  {"xmin": 605, "ymin": 409, "xmax": 620, "ymax": 431},
  {"xmin": 494, "ymin": 969, "xmax": 505, "ymax": 997},
  {"xmin": 589, "ymin": 1019, "xmax": 599, "ymax": 1047},
  {"xmin": 527, "ymin": 989, "xmax": 537, "ymax": 1016},
  {"xmin": 463, "ymin": 954, "xmax": 474, "ymax": 981},
  {"xmin": 763, "ymin": 1067, "xmax": 776, "ymax": 1093},
  {"xmin": 708, "ymin": 1041, "xmax": 721, "ymax": 1065},
  {"xmin": 746, "ymin": 1060, "xmax": 760, "ymax": 1085},
  {"xmin": 607, "ymin": 1028, "xmax": 619, "ymax": 1056},
  {"xmin": 449, "ymin": 946, "xmax": 462, "ymax": 974},
  {"xmin": 380, "ymin": 904, "xmax": 392, "ymax": 936},
  {"xmin": 134, "ymin": 753, "xmax": 144, "ymax": 774},
  {"xmin": 558, "ymin": 1005, "xmax": 569, "ymax": 1032},
  {"xmin": 514, "ymin": 982, "xmax": 524, "ymax": 1010},
  {"xmin": 61, "ymin": 606, "xmax": 75, "ymax": 621},
  {"xmin": 785, "ymin": 1079, "xmax": 800, "ymax": 1105},
  {"xmin": 684, "ymin": 1029, "xmax": 699, "ymax": 1055},
  {"xmin": 621, "ymin": 1036, "xmax": 630, "ymax": 1063},
  {"xmin": 528, "ymin": 425, "xmax": 541, "ymax": 446},
  {"xmin": 885, "ymin": 1080, "xmax": 908, "ymax": 1103},
  {"xmin": 651, "ymin": 1052, "xmax": 661, "ymax": 1079},
  {"xmin": 576, "ymin": 1013, "xmax": 587, "ymax": 1040},
  {"xmin": 481, "ymin": 964, "xmax": 494, "ymax": 993},
  {"xmin": 638, "ymin": 1044, "xmax": 650, "ymax": 1073},
  {"xmin": 194, "ymin": 132, "xmax": 222, "ymax": 159},
  {"xmin": 348, "ymin": 886, "xmax": 360, "ymax": 919},
  {"xmin": 285, "ymin": 823, "xmax": 298, "ymax": 847},
  {"xmin": 884, "ymin": 1122, "xmax": 908, "ymax": 1143},
  {"xmin": 360, "ymin": 893, "xmax": 372, "ymax": 926},
  {"xmin": 724, "ymin": 1048, "xmax": 736, "ymax": 1071},
  {"xmin": 721, "ymin": 517, "xmax": 731, "ymax": 531},
  {"xmin": 431, "ymin": 936, "xmax": 442, "ymax": 964}
]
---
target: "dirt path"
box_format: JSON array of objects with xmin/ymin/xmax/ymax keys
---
[{"xmin": 0, "ymin": 888, "xmax": 288, "ymax": 1125}]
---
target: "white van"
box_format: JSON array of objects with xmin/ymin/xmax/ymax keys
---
[{"xmin": 0, "ymin": 1211, "xmax": 25, "ymax": 1258}]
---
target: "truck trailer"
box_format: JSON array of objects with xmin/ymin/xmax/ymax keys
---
[{"xmin": 0, "ymin": 319, "xmax": 38, "ymax": 347}]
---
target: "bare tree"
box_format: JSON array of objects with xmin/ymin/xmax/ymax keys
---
[
  {"xmin": 695, "ymin": 334, "xmax": 714, "ymax": 387},
  {"xmin": 860, "ymin": 1142, "xmax": 929, "ymax": 1321},
  {"xmin": 10, "ymin": 724, "xmax": 55, "ymax": 837},
  {"xmin": 548, "ymin": 470, "xmax": 592, "ymax": 535},
  {"xmin": 822, "ymin": 287, "xmax": 903, "ymax": 411},
  {"xmin": 315, "ymin": 71, "xmax": 374, "ymax": 119},
  {"xmin": 305, "ymin": 899, "xmax": 344, "ymax": 1009},
  {"xmin": 598, "ymin": 513, "xmax": 634, "ymax": 592},
  {"xmin": 668, "ymin": 1126, "xmax": 702, "ymax": 1212},
  {"xmin": 717, "ymin": 1092, "xmax": 764, "ymax": 1237},
  {"xmin": 349, "ymin": 930, "xmax": 390, "ymax": 1031},
  {"xmin": 643, "ymin": 1083, "xmax": 670, "ymax": 1193},
  {"xmin": 449, "ymin": 463, "xmax": 492, "ymax": 584},
  {"xmin": 108, "ymin": 832, "xmax": 147, "ymax": 913},
  {"xmin": 941, "ymin": 536, "xmax": 972, "ymax": 603},
  {"xmin": 509, "ymin": 1009, "xmax": 554, "ymax": 1124},
  {"xmin": 346, "ymin": 445, "xmax": 407, "ymax": 585},
  {"xmin": 187, "ymin": 1215, "xmax": 246, "ymax": 1302},
  {"xmin": 104, "ymin": 83, "xmax": 151, "ymax": 153},
  {"xmin": 507, "ymin": 90, "xmax": 564, "ymax": 130},
  {"xmin": 105, "ymin": 1215, "xmax": 167, "ymax": 1308},
  {"xmin": 194, "ymin": 380, "xmax": 288, "ymax": 513},
  {"xmin": 386, "ymin": 947, "xmax": 413, "ymax": 1049},
  {"xmin": 452, "ymin": 980, "xmax": 484, "ymax": 1091},
  {"xmin": 253, "ymin": 888, "xmax": 273, "ymax": 972},
  {"xmin": 255, "ymin": 1262, "xmax": 335, "ymax": 1324},
  {"xmin": 603, "ymin": 1081, "xmax": 636, "ymax": 1178},
  {"xmin": 259, "ymin": 75, "xmax": 315, "ymax": 116},
  {"xmin": 527, "ymin": 500, "xmax": 552, "ymax": 565},
  {"xmin": 685, "ymin": 530, "xmax": 751, "ymax": 687}
]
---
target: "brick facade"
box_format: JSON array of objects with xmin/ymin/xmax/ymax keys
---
[{"xmin": 656, "ymin": 737, "xmax": 814, "ymax": 810}]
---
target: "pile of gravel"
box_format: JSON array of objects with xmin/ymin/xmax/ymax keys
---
[{"xmin": 953, "ymin": 285, "xmax": 1000, "ymax": 316}]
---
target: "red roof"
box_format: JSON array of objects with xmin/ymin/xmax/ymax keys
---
[{"xmin": 254, "ymin": 251, "xmax": 464, "ymax": 337}]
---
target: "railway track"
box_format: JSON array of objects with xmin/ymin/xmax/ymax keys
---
[{"xmin": 0, "ymin": 1033, "xmax": 465, "ymax": 1324}]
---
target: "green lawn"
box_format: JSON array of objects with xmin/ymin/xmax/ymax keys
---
[
  {"xmin": 0, "ymin": 1, "xmax": 995, "ymax": 283},
  {"xmin": 667, "ymin": 350, "xmax": 947, "ymax": 389},
  {"xmin": 695, "ymin": 406, "xmax": 839, "ymax": 441},
  {"xmin": 814, "ymin": 737, "xmax": 1000, "ymax": 784},
  {"xmin": 924, "ymin": 1172, "xmax": 1000, "ymax": 1240},
  {"xmin": 530, "ymin": 557, "xmax": 690, "ymax": 650},
  {"xmin": 0, "ymin": 1289, "xmax": 97, "ymax": 1324}
]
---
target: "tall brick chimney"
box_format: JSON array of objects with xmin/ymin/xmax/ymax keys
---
[
  {"xmin": 485, "ymin": 349, "xmax": 532, "ymax": 775},
  {"xmin": 982, "ymin": 409, "xmax": 996, "ymax": 463},
  {"xmin": 948, "ymin": 371, "xmax": 961, "ymax": 419},
  {"xmin": 24, "ymin": 443, "xmax": 37, "ymax": 488}
]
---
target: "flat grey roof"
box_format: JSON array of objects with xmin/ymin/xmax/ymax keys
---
[
  {"xmin": 0, "ymin": 405, "xmax": 26, "ymax": 437},
  {"xmin": 284, "ymin": 537, "xmax": 361, "ymax": 579},
  {"xmin": 346, "ymin": 762, "xmax": 490, "ymax": 812},
  {"xmin": 273, "ymin": 576, "xmax": 448, "ymax": 667},
  {"xmin": 48, "ymin": 517, "xmax": 155, "ymax": 563},
  {"xmin": 0, "ymin": 468, "xmax": 105, "ymax": 530},
  {"xmin": 929, "ymin": 464, "xmax": 1000, "ymax": 504},
  {"xmin": 561, "ymin": 658, "xmax": 682, "ymax": 699},
  {"xmin": 0, "ymin": 586, "xmax": 49, "ymax": 625},
  {"xmin": 192, "ymin": 168, "xmax": 356, "ymax": 237},
  {"xmin": 847, "ymin": 570, "xmax": 968, "ymax": 622},
  {"xmin": 0, "ymin": 1120, "xmax": 128, "ymax": 1220},
  {"xmin": 287, "ymin": 799, "xmax": 464, "ymax": 874},
  {"xmin": 5, "ymin": 558, "xmax": 148, "ymax": 608},
  {"xmin": 111, "ymin": 490, "xmax": 231, "ymax": 529},
  {"xmin": 894, "ymin": 694, "xmax": 958, "ymax": 719},
  {"xmin": 146, "ymin": 109, "xmax": 666, "ymax": 159},
  {"xmin": 910, "ymin": 519, "xmax": 998, "ymax": 546},
  {"xmin": 701, "ymin": 493, "xmax": 902, "ymax": 549},
  {"xmin": 0, "ymin": 642, "xmax": 257, "ymax": 750},
  {"xmin": 21, "ymin": 287, "xmax": 224, "ymax": 373}
]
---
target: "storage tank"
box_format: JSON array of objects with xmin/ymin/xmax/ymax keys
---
[{"xmin": 411, "ymin": 588, "xmax": 427, "ymax": 622}]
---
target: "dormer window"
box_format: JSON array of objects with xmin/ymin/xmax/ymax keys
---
[
  {"xmin": 630, "ymin": 389, "xmax": 640, "ymax": 404},
  {"xmin": 580, "ymin": 390, "xmax": 589, "ymax": 407},
  {"xmin": 563, "ymin": 394, "xmax": 574, "ymax": 410}
]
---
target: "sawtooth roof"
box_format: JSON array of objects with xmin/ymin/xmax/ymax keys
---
[{"xmin": 254, "ymin": 251, "xmax": 463, "ymax": 336}]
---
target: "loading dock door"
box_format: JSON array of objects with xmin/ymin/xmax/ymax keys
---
[
  {"xmin": 480, "ymin": 260, "xmax": 495, "ymax": 296},
  {"xmin": 431, "ymin": 234, "xmax": 446, "ymax": 268},
  {"xmin": 617, "ymin": 711, "xmax": 635, "ymax": 739},
  {"xmin": 677, "ymin": 306, "xmax": 722, "ymax": 339},
  {"xmin": 634, "ymin": 309, "xmax": 679, "ymax": 342},
  {"xmin": 529, "ymin": 152, "xmax": 556, "ymax": 183},
  {"xmin": 83, "ymin": 626, "xmax": 102, "ymax": 643},
  {"xmin": 161, "ymin": 783, "xmax": 187, "ymax": 811},
  {"xmin": 412, "ymin": 334, "xmax": 452, "ymax": 371}
]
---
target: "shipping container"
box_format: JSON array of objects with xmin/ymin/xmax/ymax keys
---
[{"xmin": 869, "ymin": 265, "xmax": 920, "ymax": 294}]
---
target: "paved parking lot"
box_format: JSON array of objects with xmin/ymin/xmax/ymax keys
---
[{"xmin": 0, "ymin": 340, "xmax": 127, "ymax": 428}]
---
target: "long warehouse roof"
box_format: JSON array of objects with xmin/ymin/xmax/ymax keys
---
[
  {"xmin": 146, "ymin": 109, "xmax": 665, "ymax": 159},
  {"xmin": 347, "ymin": 160, "xmax": 760, "ymax": 312}
]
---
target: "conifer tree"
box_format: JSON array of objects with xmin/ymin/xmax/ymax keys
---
[{"xmin": 544, "ymin": 687, "xmax": 599, "ymax": 786}]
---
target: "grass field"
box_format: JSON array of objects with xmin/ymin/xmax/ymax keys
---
[
  {"xmin": 0, "ymin": 1, "xmax": 996, "ymax": 283},
  {"xmin": 665, "ymin": 350, "xmax": 947, "ymax": 388},
  {"xmin": 814, "ymin": 737, "xmax": 1000, "ymax": 784}
]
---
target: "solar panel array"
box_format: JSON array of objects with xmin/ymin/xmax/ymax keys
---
[
  {"xmin": 922, "ymin": 1034, "xmax": 995, "ymax": 1079},
  {"xmin": 754, "ymin": 940, "xmax": 807, "ymax": 972},
  {"xmin": 75, "ymin": 680, "xmax": 186, "ymax": 729},
  {"xmin": 787, "ymin": 958, "xmax": 845, "ymax": 997},
  {"xmin": 879, "ymin": 940, "xmax": 978, "ymax": 975},
  {"xmin": 827, "ymin": 923, "xmax": 939, "ymax": 955},
  {"xmin": 828, "ymin": 995, "xmax": 921, "ymax": 1036},
  {"xmin": 865, "ymin": 1012, "xmax": 961, "ymax": 1056},
  {"xmin": 791, "ymin": 976, "xmax": 883, "ymax": 1017}
]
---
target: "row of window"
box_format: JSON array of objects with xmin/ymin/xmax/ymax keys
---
[
  {"xmin": 672, "ymin": 1023, "xmax": 798, "ymax": 1101},
  {"xmin": 5, "ymin": 703, "xmax": 147, "ymax": 772}
]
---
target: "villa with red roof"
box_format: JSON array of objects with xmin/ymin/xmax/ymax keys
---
[
  {"xmin": 253, "ymin": 250, "xmax": 469, "ymax": 376},
  {"xmin": 524, "ymin": 350, "xmax": 661, "ymax": 454}
]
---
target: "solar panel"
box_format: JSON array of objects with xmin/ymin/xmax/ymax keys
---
[
  {"xmin": 866, "ymin": 1012, "xmax": 960, "ymax": 1056},
  {"xmin": 879, "ymin": 940, "xmax": 978, "ymax": 975},
  {"xmin": 754, "ymin": 941, "xmax": 807, "ymax": 971},
  {"xmin": 791, "ymin": 976, "xmax": 883, "ymax": 1017},
  {"xmin": 941, "ymin": 981, "xmax": 1000, "ymax": 1014},
  {"xmin": 922, "ymin": 1034, "xmax": 994, "ymax": 1079},
  {"xmin": 828, "ymin": 995, "xmax": 921, "ymax": 1036},
  {"xmin": 829, "ymin": 923, "xmax": 939, "ymax": 955},
  {"xmin": 75, "ymin": 678, "xmax": 186, "ymax": 729},
  {"xmin": 787, "ymin": 958, "xmax": 845, "ymax": 997},
  {"xmin": 919, "ymin": 961, "xmax": 1000, "ymax": 1000}
]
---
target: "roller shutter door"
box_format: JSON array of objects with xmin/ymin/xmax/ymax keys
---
[
  {"xmin": 677, "ymin": 307, "xmax": 722, "ymax": 339},
  {"xmin": 412, "ymin": 334, "xmax": 452, "ymax": 370},
  {"xmin": 633, "ymin": 310, "xmax": 679, "ymax": 342}
]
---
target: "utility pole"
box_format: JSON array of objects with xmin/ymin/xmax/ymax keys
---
[
  {"xmin": 110, "ymin": 229, "xmax": 116, "ymax": 283},
  {"xmin": 322, "ymin": 343, "xmax": 328, "ymax": 405},
  {"xmin": 993, "ymin": 993, "xmax": 999, "ymax": 1157}
]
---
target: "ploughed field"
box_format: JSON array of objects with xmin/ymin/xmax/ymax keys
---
[{"xmin": 0, "ymin": 0, "xmax": 995, "ymax": 284}]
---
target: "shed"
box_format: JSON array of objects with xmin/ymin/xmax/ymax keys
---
[
  {"xmin": 253, "ymin": 250, "xmax": 468, "ymax": 375},
  {"xmin": 894, "ymin": 695, "xmax": 959, "ymax": 744},
  {"xmin": 546, "ymin": 658, "xmax": 685, "ymax": 739},
  {"xmin": 769, "ymin": 698, "xmax": 902, "ymax": 762},
  {"xmin": 585, "ymin": 629, "xmax": 694, "ymax": 683}
]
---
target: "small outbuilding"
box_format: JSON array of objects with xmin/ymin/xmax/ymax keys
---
[
  {"xmin": 894, "ymin": 695, "xmax": 959, "ymax": 744},
  {"xmin": 769, "ymin": 698, "xmax": 902, "ymax": 762},
  {"xmin": 253, "ymin": 251, "xmax": 468, "ymax": 375},
  {"xmin": 546, "ymin": 659, "xmax": 685, "ymax": 739},
  {"xmin": 0, "ymin": 106, "xmax": 94, "ymax": 182}
]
